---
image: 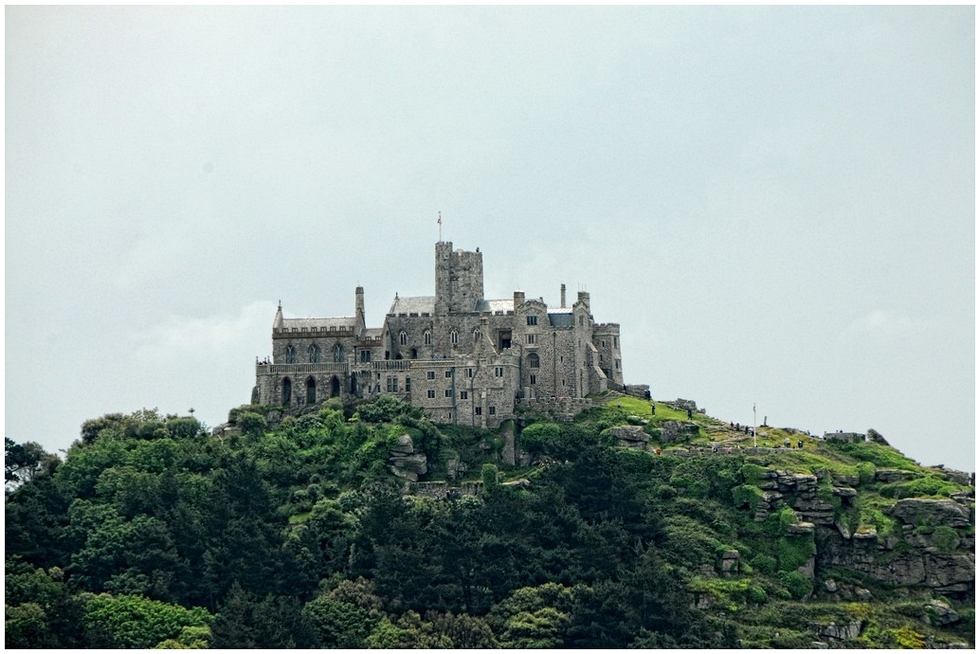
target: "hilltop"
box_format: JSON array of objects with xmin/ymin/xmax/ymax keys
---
[{"xmin": 5, "ymin": 394, "xmax": 974, "ymax": 648}]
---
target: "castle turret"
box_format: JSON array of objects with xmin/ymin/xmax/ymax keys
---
[{"xmin": 355, "ymin": 286, "xmax": 365, "ymax": 335}]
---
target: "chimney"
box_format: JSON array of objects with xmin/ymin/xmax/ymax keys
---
[
  {"xmin": 577, "ymin": 291, "xmax": 590, "ymax": 308},
  {"xmin": 513, "ymin": 290, "xmax": 525, "ymax": 306},
  {"xmin": 560, "ymin": 283, "xmax": 566, "ymax": 308}
]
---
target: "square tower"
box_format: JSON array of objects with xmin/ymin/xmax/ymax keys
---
[{"xmin": 434, "ymin": 241, "xmax": 484, "ymax": 315}]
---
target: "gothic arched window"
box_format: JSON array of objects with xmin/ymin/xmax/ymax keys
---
[
  {"xmin": 450, "ymin": 329, "xmax": 458, "ymax": 345},
  {"xmin": 333, "ymin": 344, "xmax": 343, "ymax": 362},
  {"xmin": 399, "ymin": 331, "xmax": 408, "ymax": 345},
  {"xmin": 473, "ymin": 329, "xmax": 481, "ymax": 344},
  {"xmin": 285, "ymin": 345, "xmax": 297, "ymax": 364},
  {"xmin": 309, "ymin": 344, "xmax": 320, "ymax": 363},
  {"xmin": 423, "ymin": 330, "xmax": 432, "ymax": 346},
  {"xmin": 528, "ymin": 352, "xmax": 540, "ymax": 368}
]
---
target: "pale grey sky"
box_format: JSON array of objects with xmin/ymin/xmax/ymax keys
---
[{"xmin": 6, "ymin": 6, "xmax": 975, "ymax": 470}]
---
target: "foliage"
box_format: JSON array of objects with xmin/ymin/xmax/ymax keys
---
[
  {"xmin": 82, "ymin": 594, "xmax": 211, "ymax": 649},
  {"xmin": 4, "ymin": 402, "xmax": 975, "ymax": 650}
]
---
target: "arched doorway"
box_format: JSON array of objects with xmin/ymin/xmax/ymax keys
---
[
  {"xmin": 282, "ymin": 377, "xmax": 292, "ymax": 405},
  {"xmin": 330, "ymin": 376, "xmax": 341, "ymax": 398},
  {"xmin": 306, "ymin": 377, "xmax": 316, "ymax": 404}
]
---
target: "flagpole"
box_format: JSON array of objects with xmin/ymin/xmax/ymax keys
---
[
  {"xmin": 753, "ymin": 403, "xmax": 757, "ymax": 447},
  {"xmin": 438, "ymin": 211, "xmax": 442, "ymax": 242}
]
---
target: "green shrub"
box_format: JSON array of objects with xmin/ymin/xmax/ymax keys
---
[
  {"xmin": 778, "ymin": 570, "xmax": 812, "ymax": 599},
  {"xmin": 856, "ymin": 461, "xmax": 876, "ymax": 486},
  {"xmin": 519, "ymin": 423, "xmax": 561, "ymax": 455},
  {"xmin": 740, "ymin": 463, "xmax": 767, "ymax": 486},
  {"xmin": 751, "ymin": 554, "xmax": 777, "ymax": 575},
  {"xmin": 732, "ymin": 484, "xmax": 765, "ymax": 511}
]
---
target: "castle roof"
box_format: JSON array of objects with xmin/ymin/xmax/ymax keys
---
[
  {"xmin": 476, "ymin": 298, "xmax": 514, "ymax": 313},
  {"xmin": 548, "ymin": 312, "xmax": 574, "ymax": 327},
  {"xmin": 389, "ymin": 296, "xmax": 436, "ymax": 315},
  {"xmin": 280, "ymin": 316, "xmax": 355, "ymax": 330}
]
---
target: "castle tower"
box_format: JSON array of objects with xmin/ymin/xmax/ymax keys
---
[{"xmin": 434, "ymin": 241, "xmax": 484, "ymax": 315}]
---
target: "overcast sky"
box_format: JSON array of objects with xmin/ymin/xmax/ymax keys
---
[{"xmin": 6, "ymin": 6, "xmax": 974, "ymax": 471}]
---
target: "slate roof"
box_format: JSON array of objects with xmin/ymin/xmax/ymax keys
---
[
  {"xmin": 281, "ymin": 316, "xmax": 355, "ymax": 330},
  {"xmin": 477, "ymin": 298, "xmax": 515, "ymax": 313},
  {"xmin": 389, "ymin": 296, "xmax": 436, "ymax": 315}
]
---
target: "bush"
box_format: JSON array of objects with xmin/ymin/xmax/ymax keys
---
[
  {"xmin": 519, "ymin": 423, "xmax": 561, "ymax": 455},
  {"xmin": 732, "ymin": 484, "xmax": 765, "ymax": 511},
  {"xmin": 778, "ymin": 571, "xmax": 812, "ymax": 600}
]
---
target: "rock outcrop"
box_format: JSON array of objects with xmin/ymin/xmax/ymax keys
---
[{"xmin": 388, "ymin": 433, "xmax": 428, "ymax": 482}]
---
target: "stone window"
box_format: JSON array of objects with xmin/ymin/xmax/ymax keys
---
[
  {"xmin": 475, "ymin": 407, "xmax": 482, "ymax": 416},
  {"xmin": 309, "ymin": 344, "xmax": 320, "ymax": 363},
  {"xmin": 426, "ymin": 370, "xmax": 436, "ymax": 380},
  {"xmin": 450, "ymin": 329, "xmax": 458, "ymax": 345},
  {"xmin": 306, "ymin": 377, "xmax": 316, "ymax": 403},
  {"xmin": 423, "ymin": 330, "xmax": 432, "ymax": 346},
  {"xmin": 530, "ymin": 374, "xmax": 537, "ymax": 385},
  {"xmin": 473, "ymin": 329, "xmax": 480, "ymax": 343},
  {"xmin": 386, "ymin": 376, "xmax": 398, "ymax": 392},
  {"xmin": 460, "ymin": 390, "xmax": 468, "ymax": 400},
  {"xmin": 427, "ymin": 389, "xmax": 435, "ymax": 398},
  {"xmin": 614, "ymin": 336, "xmax": 619, "ymax": 348},
  {"xmin": 615, "ymin": 359, "xmax": 621, "ymax": 370},
  {"xmin": 444, "ymin": 389, "xmax": 452, "ymax": 397},
  {"xmin": 445, "ymin": 370, "xmax": 452, "ymax": 378},
  {"xmin": 494, "ymin": 366, "xmax": 504, "ymax": 377},
  {"xmin": 360, "ymin": 350, "xmax": 371, "ymax": 363},
  {"xmin": 489, "ymin": 406, "xmax": 496, "ymax": 416},
  {"xmin": 285, "ymin": 345, "xmax": 297, "ymax": 364},
  {"xmin": 526, "ymin": 315, "xmax": 538, "ymax": 326},
  {"xmin": 526, "ymin": 334, "xmax": 537, "ymax": 344},
  {"xmin": 528, "ymin": 353, "xmax": 540, "ymax": 368},
  {"xmin": 333, "ymin": 344, "xmax": 343, "ymax": 362},
  {"xmin": 579, "ymin": 316, "xmax": 584, "ymax": 326},
  {"xmin": 282, "ymin": 377, "xmax": 292, "ymax": 404},
  {"xmin": 405, "ymin": 377, "xmax": 411, "ymax": 392},
  {"xmin": 399, "ymin": 331, "xmax": 408, "ymax": 345},
  {"xmin": 601, "ymin": 340, "xmax": 607, "ymax": 347},
  {"xmin": 466, "ymin": 368, "xmax": 473, "ymax": 378}
]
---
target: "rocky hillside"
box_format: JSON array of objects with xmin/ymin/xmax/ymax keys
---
[{"xmin": 5, "ymin": 394, "xmax": 974, "ymax": 648}]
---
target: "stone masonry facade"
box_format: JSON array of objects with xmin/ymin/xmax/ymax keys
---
[{"xmin": 253, "ymin": 241, "xmax": 624, "ymax": 428}]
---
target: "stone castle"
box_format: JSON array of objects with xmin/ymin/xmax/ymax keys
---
[{"xmin": 253, "ymin": 241, "xmax": 623, "ymax": 427}]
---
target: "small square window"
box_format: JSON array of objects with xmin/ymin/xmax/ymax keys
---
[
  {"xmin": 444, "ymin": 389, "xmax": 452, "ymax": 397},
  {"xmin": 526, "ymin": 315, "xmax": 538, "ymax": 326},
  {"xmin": 427, "ymin": 389, "xmax": 435, "ymax": 398},
  {"xmin": 445, "ymin": 370, "xmax": 453, "ymax": 378},
  {"xmin": 427, "ymin": 371, "xmax": 435, "ymax": 380},
  {"xmin": 489, "ymin": 406, "xmax": 496, "ymax": 416},
  {"xmin": 460, "ymin": 390, "xmax": 468, "ymax": 400},
  {"xmin": 475, "ymin": 407, "xmax": 482, "ymax": 416}
]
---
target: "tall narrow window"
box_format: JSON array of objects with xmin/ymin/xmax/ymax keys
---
[
  {"xmin": 399, "ymin": 331, "xmax": 408, "ymax": 345},
  {"xmin": 423, "ymin": 330, "xmax": 432, "ymax": 346},
  {"xmin": 450, "ymin": 329, "xmax": 458, "ymax": 345},
  {"xmin": 306, "ymin": 377, "xmax": 316, "ymax": 403},
  {"xmin": 285, "ymin": 345, "xmax": 296, "ymax": 364},
  {"xmin": 473, "ymin": 329, "xmax": 480, "ymax": 344},
  {"xmin": 282, "ymin": 377, "xmax": 292, "ymax": 404},
  {"xmin": 333, "ymin": 344, "xmax": 343, "ymax": 362},
  {"xmin": 309, "ymin": 344, "xmax": 320, "ymax": 363}
]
